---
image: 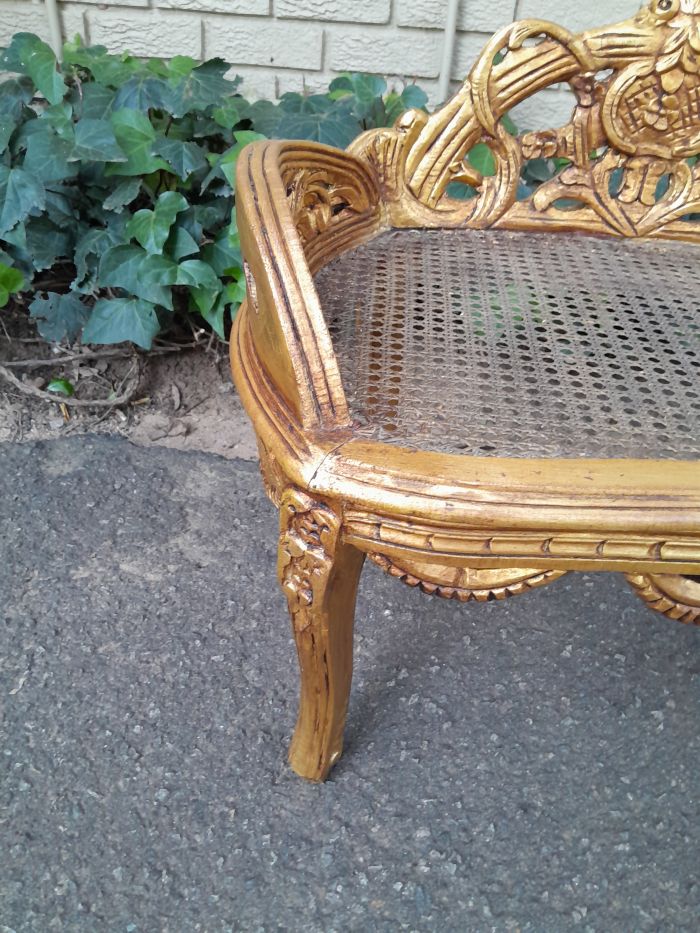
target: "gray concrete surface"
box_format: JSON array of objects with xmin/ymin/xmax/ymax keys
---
[{"xmin": 1, "ymin": 436, "xmax": 698, "ymax": 932}]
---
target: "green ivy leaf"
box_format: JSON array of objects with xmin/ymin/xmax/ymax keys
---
[
  {"xmin": 126, "ymin": 190, "xmax": 188, "ymax": 254},
  {"xmin": 191, "ymin": 286, "xmax": 227, "ymax": 337},
  {"xmin": 166, "ymin": 55, "xmax": 199, "ymax": 80},
  {"xmin": 246, "ymin": 99, "xmax": 282, "ymax": 137},
  {"xmin": 330, "ymin": 73, "xmax": 386, "ymax": 97},
  {"xmin": 212, "ymin": 97, "xmax": 250, "ymax": 130},
  {"xmin": 2, "ymin": 221, "xmax": 28, "ymax": 253},
  {"xmin": 40, "ymin": 101, "xmax": 74, "ymax": 141},
  {"xmin": 108, "ymin": 109, "xmax": 169, "ymax": 176},
  {"xmin": 168, "ymin": 59, "xmax": 240, "ymax": 117},
  {"xmin": 0, "ymin": 166, "xmax": 46, "ymax": 236},
  {"xmin": 113, "ymin": 75, "xmax": 172, "ymax": 111},
  {"xmin": 1, "ymin": 33, "xmax": 67, "ymax": 105},
  {"xmin": 25, "ymin": 217, "xmax": 74, "ymax": 271},
  {"xmin": 176, "ymin": 259, "xmax": 220, "ymax": 291},
  {"xmin": 197, "ymin": 273, "xmax": 244, "ymax": 338},
  {"xmin": 73, "ymin": 226, "xmax": 126, "ymax": 292},
  {"xmin": 176, "ymin": 208, "xmax": 203, "ymax": 248},
  {"xmin": 103, "ymin": 178, "xmax": 141, "ymax": 213},
  {"xmin": 202, "ymin": 229, "xmax": 241, "ymax": 276},
  {"xmin": 43, "ymin": 188, "xmax": 78, "ymax": 228},
  {"xmin": 152, "ymin": 137, "xmax": 208, "ymax": 179},
  {"xmin": 204, "ymin": 130, "xmax": 266, "ymax": 190},
  {"xmin": 0, "ymin": 76, "xmax": 34, "ymax": 119},
  {"xmin": 145, "ymin": 58, "xmax": 170, "ymax": 79},
  {"xmin": 138, "ymin": 253, "xmax": 178, "ymax": 287},
  {"xmin": 0, "ymin": 262, "xmax": 24, "ymax": 308},
  {"xmin": 224, "ymin": 274, "xmax": 246, "ymax": 306},
  {"xmin": 277, "ymin": 93, "xmax": 326, "ymax": 115},
  {"xmin": 83, "ymin": 296, "xmax": 160, "ymax": 349},
  {"xmin": 63, "ymin": 40, "xmax": 142, "ymax": 87},
  {"xmin": 523, "ymin": 158, "xmax": 553, "ymax": 183},
  {"xmin": 501, "ymin": 112, "xmax": 518, "ymax": 136},
  {"xmin": 23, "ymin": 125, "xmax": 77, "ymax": 183},
  {"xmin": 167, "ymin": 225, "xmax": 200, "ymax": 261},
  {"xmin": 47, "ymin": 378, "xmax": 75, "ymax": 397},
  {"xmin": 467, "ymin": 143, "xmax": 496, "ymax": 177},
  {"xmin": 446, "ymin": 182, "xmax": 477, "ymax": 201},
  {"xmin": 0, "ymin": 118, "xmax": 15, "ymax": 154},
  {"xmin": 383, "ymin": 92, "xmax": 404, "ymax": 125},
  {"xmin": 98, "ymin": 245, "xmax": 174, "ymax": 309},
  {"xmin": 192, "ymin": 199, "xmax": 233, "ymax": 234},
  {"xmin": 29, "ymin": 292, "xmax": 89, "ymax": 342},
  {"xmin": 0, "ymin": 45, "xmax": 439, "ymax": 350},
  {"xmin": 328, "ymin": 73, "xmax": 387, "ymax": 121},
  {"xmin": 274, "ymin": 97, "xmax": 360, "ymax": 148},
  {"xmin": 0, "ymin": 262, "xmax": 24, "ymax": 293},
  {"xmin": 73, "ymin": 82, "xmax": 115, "ymax": 120},
  {"xmin": 400, "ymin": 84, "xmax": 429, "ymax": 111},
  {"xmin": 199, "ymin": 295, "xmax": 226, "ymax": 340},
  {"xmin": 72, "ymin": 118, "xmax": 127, "ymax": 162}
]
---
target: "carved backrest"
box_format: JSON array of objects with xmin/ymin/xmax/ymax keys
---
[
  {"xmin": 235, "ymin": 1, "xmax": 700, "ymax": 436},
  {"xmin": 348, "ymin": 0, "xmax": 700, "ymax": 241}
]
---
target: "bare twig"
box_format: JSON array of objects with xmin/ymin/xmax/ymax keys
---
[
  {"xmin": 2, "ymin": 342, "xmax": 201, "ymax": 370},
  {"xmin": 76, "ymin": 361, "xmax": 145, "ymax": 430},
  {"xmin": 2, "ymin": 349, "xmax": 137, "ymax": 370},
  {"xmin": 0, "ymin": 360, "xmax": 142, "ymax": 409},
  {"xmin": 0, "ymin": 336, "xmax": 50, "ymax": 345}
]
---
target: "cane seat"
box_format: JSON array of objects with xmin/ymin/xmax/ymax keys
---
[{"xmin": 316, "ymin": 228, "xmax": 700, "ymax": 460}]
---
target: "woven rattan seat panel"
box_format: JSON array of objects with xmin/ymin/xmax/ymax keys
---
[{"xmin": 314, "ymin": 229, "xmax": 700, "ymax": 460}]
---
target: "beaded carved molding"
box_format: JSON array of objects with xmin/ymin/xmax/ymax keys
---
[{"xmin": 350, "ymin": 0, "xmax": 700, "ymax": 239}]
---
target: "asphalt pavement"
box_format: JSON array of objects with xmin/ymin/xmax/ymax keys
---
[{"xmin": 1, "ymin": 437, "xmax": 698, "ymax": 932}]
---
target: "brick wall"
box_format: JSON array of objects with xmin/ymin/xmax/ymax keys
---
[{"xmin": 4, "ymin": 0, "xmax": 643, "ymax": 125}]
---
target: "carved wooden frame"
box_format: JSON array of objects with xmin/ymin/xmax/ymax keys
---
[{"xmin": 231, "ymin": 1, "xmax": 700, "ymax": 781}]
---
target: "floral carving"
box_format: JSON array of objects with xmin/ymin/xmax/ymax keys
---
[
  {"xmin": 278, "ymin": 489, "xmax": 341, "ymax": 632},
  {"xmin": 285, "ymin": 169, "xmax": 369, "ymax": 243},
  {"xmin": 351, "ymin": 1, "xmax": 700, "ymax": 239}
]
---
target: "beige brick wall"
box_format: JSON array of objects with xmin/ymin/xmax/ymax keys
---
[{"xmin": 3, "ymin": 0, "xmax": 643, "ymax": 126}]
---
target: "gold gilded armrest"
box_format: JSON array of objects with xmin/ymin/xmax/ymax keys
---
[{"xmin": 234, "ymin": 140, "xmax": 385, "ymax": 433}]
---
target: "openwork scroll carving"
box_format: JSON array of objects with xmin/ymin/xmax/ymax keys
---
[
  {"xmin": 278, "ymin": 489, "xmax": 341, "ymax": 633},
  {"xmin": 351, "ymin": 0, "xmax": 700, "ymax": 239},
  {"xmin": 282, "ymin": 165, "xmax": 374, "ymax": 246}
]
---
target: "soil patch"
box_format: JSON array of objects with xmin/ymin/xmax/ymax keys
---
[{"xmin": 0, "ymin": 307, "xmax": 258, "ymax": 460}]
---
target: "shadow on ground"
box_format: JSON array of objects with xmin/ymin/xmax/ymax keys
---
[{"xmin": 1, "ymin": 438, "xmax": 698, "ymax": 932}]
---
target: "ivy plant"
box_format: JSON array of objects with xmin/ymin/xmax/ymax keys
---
[{"xmin": 0, "ymin": 33, "xmax": 429, "ymax": 349}]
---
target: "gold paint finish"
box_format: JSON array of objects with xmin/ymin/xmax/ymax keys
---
[{"xmin": 231, "ymin": 2, "xmax": 700, "ymax": 781}]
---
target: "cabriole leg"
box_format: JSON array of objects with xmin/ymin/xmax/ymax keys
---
[{"xmin": 278, "ymin": 489, "xmax": 365, "ymax": 781}]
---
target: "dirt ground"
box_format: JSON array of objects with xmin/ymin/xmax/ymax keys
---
[{"xmin": 0, "ymin": 306, "xmax": 258, "ymax": 461}]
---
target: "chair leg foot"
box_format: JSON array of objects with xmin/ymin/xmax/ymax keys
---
[{"xmin": 278, "ymin": 489, "xmax": 365, "ymax": 781}]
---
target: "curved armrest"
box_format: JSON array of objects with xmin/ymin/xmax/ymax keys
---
[{"xmin": 235, "ymin": 140, "xmax": 385, "ymax": 431}]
